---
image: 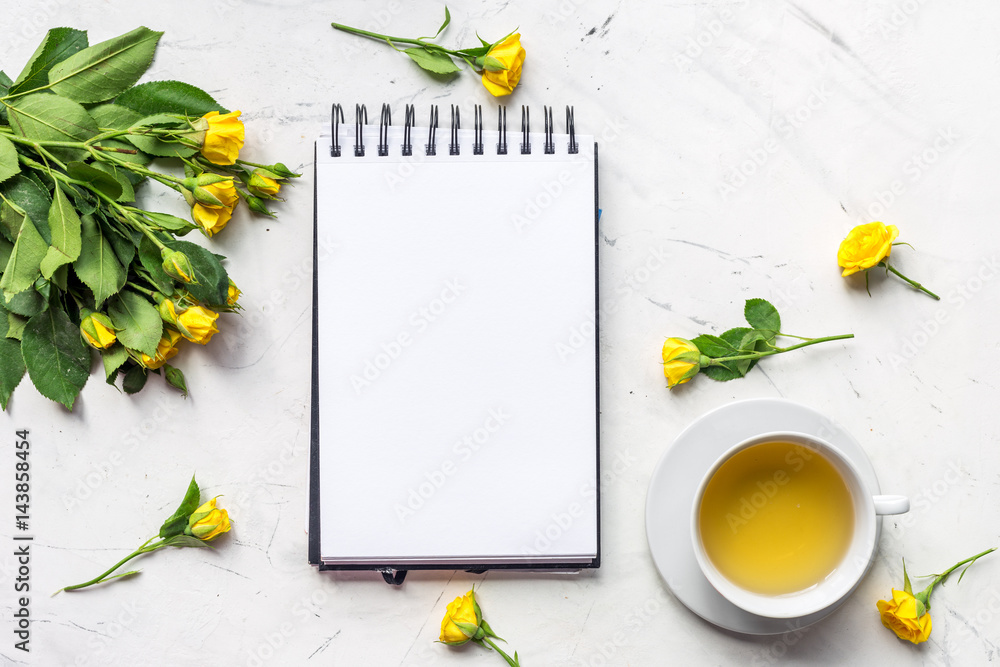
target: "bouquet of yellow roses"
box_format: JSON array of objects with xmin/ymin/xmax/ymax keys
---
[{"xmin": 0, "ymin": 27, "xmax": 299, "ymax": 410}]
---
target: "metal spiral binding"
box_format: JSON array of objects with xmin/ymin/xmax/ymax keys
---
[
  {"xmin": 402, "ymin": 104, "xmax": 415, "ymax": 156},
  {"xmin": 354, "ymin": 104, "xmax": 367, "ymax": 157},
  {"xmin": 426, "ymin": 105, "xmax": 439, "ymax": 156},
  {"xmin": 566, "ymin": 106, "xmax": 578, "ymax": 154},
  {"xmin": 497, "ymin": 105, "xmax": 507, "ymax": 155},
  {"xmin": 543, "ymin": 106, "xmax": 554, "ymax": 155},
  {"xmin": 520, "ymin": 105, "xmax": 531, "ymax": 155},
  {"xmin": 449, "ymin": 105, "xmax": 460, "ymax": 156},
  {"xmin": 330, "ymin": 103, "xmax": 344, "ymax": 157},
  {"xmin": 378, "ymin": 104, "xmax": 391, "ymax": 157},
  {"xmin": 473, "ymin": 105, "xmax": 483, "ymax": 155}
]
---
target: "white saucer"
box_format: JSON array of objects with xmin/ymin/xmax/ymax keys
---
[{"xmin": 644, "ymin": 398, "xmax": 883, "ymax": 635}]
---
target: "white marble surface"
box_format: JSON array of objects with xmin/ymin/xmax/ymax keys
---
[{"xmin": 2, "ymin": 0, "xmax": 999, "ymax": 664}]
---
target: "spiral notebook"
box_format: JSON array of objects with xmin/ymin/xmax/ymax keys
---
[{"xmin": 308, "ymin": 103, "xmax": 600, "ymax": 578}]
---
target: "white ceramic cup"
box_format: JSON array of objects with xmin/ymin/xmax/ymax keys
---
[{"xmin": 690, "ymin": 431, "xmax": 909, "ymax": 618}]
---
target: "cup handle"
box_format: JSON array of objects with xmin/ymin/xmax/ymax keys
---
[{"xmin": 873, "ymin": 495, "xmax": 910, "ymax": 515}]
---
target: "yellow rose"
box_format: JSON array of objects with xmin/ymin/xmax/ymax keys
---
[
  {"xmin": 200, "ymin": 110, "xmax": 244, "ymax": 165},
  {"xmin": 440, "ymin": 590, "xmax": 482, "ymax": 645},
  {"xmin": 185, "ymin": 497, "xmax": 231, "ymax": 541},
  {"xmin": 877, "ymin": 589, "xmax": 932, "ymax": 644},
  {"xmin": 161, "ymin": 249, "xmax": 195, "ymax": 284},
  {"xmin": 837, "ymin": 221, "xmax": 899, "ymax": 277},
  {"xmin": 191, "ymin": 178, "xmax": 238, "ymax": 237},
  {"xmin": 140, "ymin": 330, "xmax": 184, "ymax": 370},
  {"xmin": 161, "ymin": 300, "xmax": 219, "ymax": 345},
  {"xmin": 662, "ymin": 337, "xmax": 702, "ymax": 388},
  {"xmin": 248, "ymin": 169, "xmax": 281, "ymax": 197},
  {"xmin": 480, "ymin": 34, "xmax": 525, "ymax": 97},
  {"xmin": 80, "ymin": 312, "xmax": 117, "ymax": 350},
  {"xmin": 227, "ymin": 280, "xmax": 241, "ymax": 306}
]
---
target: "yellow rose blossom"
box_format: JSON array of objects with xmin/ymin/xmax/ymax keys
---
[
  {"xmin": 440, "ymin": 590, "xmax": 481, "ymax": 645},
  {"xmin": 200, "ymin": 110, "xmax": 244, "ymax": 165},
  {"xmin": 248, "ymin": 169, "xmax": 281, "ymax": 197},
  {"xmin": 227, "ymin": 280, "xmax": 241, "ymax": 306},
  {"xmin": 877, "ymin": 549, "xmax": 993, "ymax": 645},
  {"xmin": 877, "ymin": 589, "xmax": 932, "ymax": 644},
  {"xmin": 80, "ymin": 312, "xmax": 117, "ymax": 350},
  {"xmin": 140, "ymin": 330, "xmax": 184, "ymax": 370},
  {"xmin": 661, "ymin": 337, "xmax": 702, "ymax": 388},
  {"xmin": 479, "ymin": 33, "xmax": 525, "ymax": 97},
  {"xmin": 161, "ymin": 300, "xmax": 219, "ymax": 345},
  {"xmin": 837, "ymin": 221, "xmax": 898, "ymax": 276},
  {"xmin": 185, "ymin": 497, "xmax": 231, "ymax": 541},
  {"xmin": 191, "ymin": 178, "xmax": 238, "ymax": 237}
]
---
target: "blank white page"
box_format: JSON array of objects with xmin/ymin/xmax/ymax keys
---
[{"xmin": 316, "ymin": 127, "xmax": 598, "ymax": 564}]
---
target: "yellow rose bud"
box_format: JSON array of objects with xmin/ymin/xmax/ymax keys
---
[
  {"xmin": 140, "ymin": 329, "xmax": 184, "ymax": 370},
  {"xmin": 439, "ymin": 590, "xmax": 483, "ymax": 645},
  {"xmin": 192, "ymin": 203, "xmax": 234, "ymax": 237},
  {"xmin": 877, "ymin": 589, "xmax": 932, "ymax": 644},
  {"xmin": 80, "ymin": 311, "xmax": 117, "ymax": 350},
  {"xmin": 478, "ymin": 33, "xmax": 525, "ymax": 97},
  {"xmin": 185, "ymin": 497, "xmax": 231, "ymax": 541},
  {"xmin": 837, "ymin": 221, "xmax": 899, "ymax": 277},
  {"xmin": 248, "ymin": 169, "xmax": 281, "ymax": 197},
  {"xmin": 175, "ymin": 303, "xmax": 219, "ymax": 345},
  {"xmin": 161, "ymin": 250, "xmax": 196, "ymax": 284},
  {"xmin": 662, "ymin": 337, "xmax": 703, "ymax": 388},
  {"xmin": 227, "ymin": 280, "xmax": 241, "ymax": 306},
  {"xmin": 200, "ymin": 110, "xmax": 244, "ymax": 165}
]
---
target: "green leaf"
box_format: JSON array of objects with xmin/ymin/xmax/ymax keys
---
[
  {"xmin": 0, "ymin": 135, "xmax": 19, "ymax": 185},
  {"xmin": 66, "ymin": 161, "xmax": 123, "ymax": 200},
  {"xmin": 122, "ymin": 363, "xmax": 147, "ymax": 394},
  {"xmin": 719, "ymin": 327, "xmax": 753, "ymax": 350},
  {"xmin": 73, "ymin": 214, "xmax": 126, "ymax": 308},
  {"xmin": 114, "ymin": 80, "xmax": 228, "ymax": 117},
  {"xmin": 107, "ymin": 290, "xmax": 162, "ymax": 357},
  {"xmin": 0, "ymin": 215, "xmax": 48, "ymax": 297},
  {"xmin": 159, "ymin": 475, "xmax": 202, "ymax": 538},
  {"xmin": 87, "ymin": 102, "xmax": 143, "ymax": 129},
  {"xmin": 10, "ymin": 27, "xmax": 89, "ymax": 96},
  {"xmin": 703, "ymin": 364, "xmax": 743, "ymax": 382},
  {"xmin": 161, "ymin": 534, "xmax": 212, "ymax": 549},
  {"xmin": 0, "ymin": 237, "xmax": 12, "ymax": 268},
  {"xmin": 163, "ymin": 363, "xmax": 187, "ymax": 396},
  {"xmin": 89, "ymin": 162, "xmax": 135, "ymax": 202},
  {"xmin": 138, "ymin": 235, "xmax": 172, "ymax": 291},
  {"xmin": 47, "ymin": 27, "xmax": 163, "ymax": 104},
  {"xmin": 1, "ymin": 175, "xmax": 53, "ymax": 242},
  {"xmin": 5, "ymin": 92, "xmax": 99, "ymax": 162},
  {"xmin": 435, "ymin": 7, "xmax": 452, "ymax": 37},
  {"xmin": 0, "ymin": 301, "xmax": 26, "ymax": 410},
  {"xmin": 100, "ymin": 216, "xmax": 136, "ymax": 268},
  {"xmin": 6, "ymin": 312, "xmax": 28, "ymax": 340},
  {"xmin": 744, "ymin": 298, "xmax": 780, "ymax": 334},
  {"xmin": 166, "ymin": 240, "xmax": 229, "ymax": 305},
  {"xmin": 123, "ymin": 132, "xmax": 196, "ymax": 158},
  {"xmin": 21, "ymin": 305, "xmax": 90, "ymax": 410},
  {"xmin": 691, "ymin": 334, "xmax": 735, "ymax": 359},
  {"xmin": 0, "ymin": 71, "xmax": 11, "ymax": 122},
  {"xmin": 403, "ymin": 48, "xmax": 462, "ymax": 75},
  {"xmin": 142, "ymin": 210, "xmax": 197, "ymax": 235},
  {"xmin": 101, "ymin": 343, "xmax": 128, "ymax": 380},
  {"xmin": 2, "ymin": 283, "xmax": 47, "ymax": 318},
  {"xmin": 40, "ymin": 184, "xmax": 83, "ymax": 279}
]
